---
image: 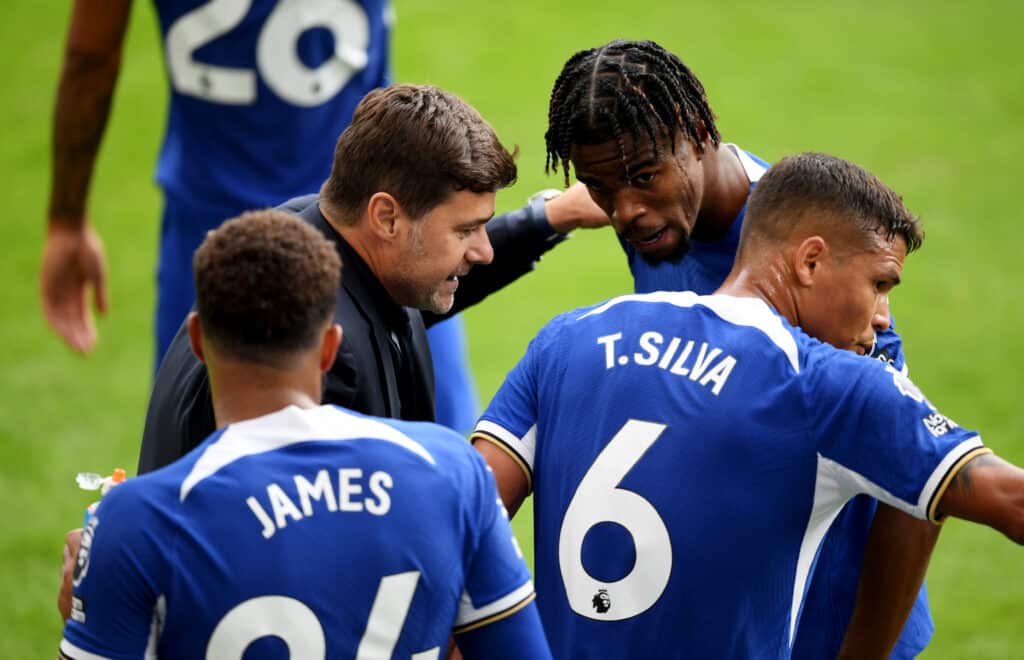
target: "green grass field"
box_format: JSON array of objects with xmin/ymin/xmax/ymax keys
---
[{"xmin": 3, "ymin": 1, "xmax": 1022, "ymax": 656}]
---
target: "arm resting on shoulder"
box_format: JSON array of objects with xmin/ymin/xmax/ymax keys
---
[{"xmin": 838, "ymin": 503, "xmax": 940, "ymax": 660}]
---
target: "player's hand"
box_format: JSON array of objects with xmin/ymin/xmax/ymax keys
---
[
  {"xmin": 544, "ymin": 182, "xmax": 610, "ymax": 233},
  {"xmin": 58, "ymin": 528, "xmax": 83, "ymax": 623},
  {"xmin": 41, "ymin": 222, "xmax": 109, "ymax": 353}
]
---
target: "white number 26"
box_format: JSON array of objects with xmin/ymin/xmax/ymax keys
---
[
  {"xmin": 558, "ymin": 419, "xmax": 672, "ymax": 621},
  {"xmin": 165, "ymin": 0, "xmax": 371, "ymax": 107}
]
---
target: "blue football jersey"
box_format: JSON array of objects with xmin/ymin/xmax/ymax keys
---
[
  {"xmin": 62, "ymin": 405, "xmax": 538, "ymax": 659},
  {"xmin": 620, "ymin": 145, "xmax": 918, "ymax": 658},
  {"xmin": 474, "ymin": 292, "xmax": 985, "ymax": 659},
  {"xmin": 152, "ymin": 0, "xmax": 391, "ymax": 212}
]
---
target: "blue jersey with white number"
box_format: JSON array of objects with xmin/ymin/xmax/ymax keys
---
[
  {"xmin": 621, "ymin": 145, "xmax": 918, "ymax": 658},
  {"xmin": 62, "ymin": 405, "xmax": 537, "ymax": 659},
  {"xmin": 474, "ymin": 292, "xmax": 984, "ymax": 659},
  {"xmin": 152, "ymin": 0, "xmax": 391, "ymax": 212}
]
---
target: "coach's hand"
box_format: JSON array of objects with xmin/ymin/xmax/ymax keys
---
[
  {"xmin": 58, "ymin": 528, "xmax": 83, "ymax": 623},
  {"xmin": 544, "ymin": 182, "xmax": 610, "ymax": 233},
  {"xmin": 41, "ymin": 223, "xmax": 109, "ymax": 353}
]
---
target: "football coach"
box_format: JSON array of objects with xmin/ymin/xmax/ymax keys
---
[
  {"xmin": 60, "ymin": 83, "xmax": 605, "ymax": 621},
  {"xmin": 138, "ymin": 83, "xmax": 604, "ymax": 472}
]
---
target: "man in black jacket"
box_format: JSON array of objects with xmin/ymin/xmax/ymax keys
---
[
  {"xmin": 137, "ymin": 83, "xmax": 603, "ymax": 473},
  {"xmin": 60, "ymin": 83, "xmax": 603, "ymax": 620}
]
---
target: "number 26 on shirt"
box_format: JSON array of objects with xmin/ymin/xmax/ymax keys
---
[{"xmin": 166, "ymin": 0, "xmax": 372, "ymax": 107}]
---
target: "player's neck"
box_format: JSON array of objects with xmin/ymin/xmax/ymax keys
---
[
  {"xmin": 207, "ymin": 360, "xmax": 322, "ymax": 429},
  {"xmin": 717, "ymin": 259, "xmax": 799, "ymax": 325},
  {"xmin": 693, "ymin": 144, "xmax": 750, "ymax": 242},
  {"xmin": 327, "ymin": 210, "xmax": 395, "ymax": 299}
]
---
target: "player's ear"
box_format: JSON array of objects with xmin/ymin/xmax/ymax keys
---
[
  {"xmin": 695, "ymin": 123, "xmax": 712, "ymax": 156},
  {"xmin": 794, "ymin": 236, "xmax": 828, "ymax": 286},
  {"xmin": 365, "ymin": 192, "xmax": 404, "ymax": 241},
  {"xmin": 320, "ymin": 323, "xmax": 343, "ymax": 372},
  {"xmin": 186, "ymin": 312, "xmax": 205, "ymax": 363}
]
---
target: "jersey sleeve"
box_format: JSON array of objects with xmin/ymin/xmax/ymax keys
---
[
  {"xmin": 456, "ymin": 600, "xmax": 552, "ymax": 660},
  {"xmin": 871, "ymin": 322, "xmax": 907, "ymax": 373},
  {"xmin": 471, "ymin": 321, "xmax": 557, "ymax": 492},
  {"xmin": 809, "ymin": 351, "xmax": 988, "ymax": 523},
  {"xmin": 452, "ymin": 451, "xmax": 536, "ymax": 636},
  {"xmin": 60, "ymin": 482, "xmax": 168, "ymax": 659}
]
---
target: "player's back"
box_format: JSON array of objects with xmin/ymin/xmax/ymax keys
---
[
  {"xmin": 65, "ymin": 405, "xmax": 531, "ymax": 658},
  {"xmin": 494, "ymin": 292, "xmax": 821, "ymax": 658}
]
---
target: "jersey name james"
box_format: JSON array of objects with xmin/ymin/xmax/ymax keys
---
[{"xmin": 63, "ymin": 405, "xmax": 534, "ymax": 659}]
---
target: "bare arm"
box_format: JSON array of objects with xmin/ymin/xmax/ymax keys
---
[
  {"xmin": 838, "ymin": 503, "xmax": 941, "ymax": 660},
  {"xmin": 41, "ymin": 0, "xmax": 132, "ymax": 352},
  {"xmin": 471, "ymin": 435, "xmax": 530, "ymax": 518},
  {"xmin": 937, "ymin": 453, "xmax": 1024, "ymax": 543}
]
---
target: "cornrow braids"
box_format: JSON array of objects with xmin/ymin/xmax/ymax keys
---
[{"xmin": 545, "ymin": 40, "xmax": 721, "ymax": 186}]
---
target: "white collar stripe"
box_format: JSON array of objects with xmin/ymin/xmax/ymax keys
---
[
  {"xmin": 579, "ymin": 292, "xmax": 799, "ymax": 373},
  {"xmin": 180, "ymin": 406, "xmax": 435, "ymax": 502}
]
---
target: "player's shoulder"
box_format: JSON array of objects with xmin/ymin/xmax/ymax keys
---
[
  {"xmin": 725, "ymin": 143, "xmax": 771, "ymax": 181},
  {"xmin": 369, "ymin": 413, "xmax": 490, "ymax": 474},
  {"xmin": 798, "ymin": 329, "xmax": 914, "ymax": 401},
  {"xmin": 354, "ymin": 411, "xmax": 498, "ymax": 508},
  {"xmin": 94, "ymin": 465, "xmax": 183, "ymax": 533}
]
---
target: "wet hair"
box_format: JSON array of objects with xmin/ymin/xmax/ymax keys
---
[
  {"xmin": 321, "ymin": 84, "xmax": 517, "ymax": 222},
  {"xmin": 739, "ymin": 152, "xmax": 924, "ymax": 256},
  {"xmin": 545, "ymin": 39, "xmax": 720, "ymax": 186},
  {"xmin": 193, "ymin": 209, "xmax": 341, "ymax": 366}
]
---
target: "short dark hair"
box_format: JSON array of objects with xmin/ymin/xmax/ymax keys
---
[
  {"xmin": 545, "ymin": 39, "xmax": 720, "ymax": 186},
  {"xmin": 193, "ymin": 210, "xmax": 341, "ymax": 366},
  {"xmin": 740, "ymin": 152, "xmax": 924, "ymax": 255},
  {"xmin": 321, "ymin": 84, "xmax": 518, "ymax": 222}
]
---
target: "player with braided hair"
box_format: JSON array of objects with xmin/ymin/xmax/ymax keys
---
[{"xmin": 537, "ymin": 39, "xmax": 936, "ymax": 659}]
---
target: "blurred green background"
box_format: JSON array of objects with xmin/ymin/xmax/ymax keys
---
[{"xmin": 3, "ymin": 1, "xmax": 1022, "ymax": 657}]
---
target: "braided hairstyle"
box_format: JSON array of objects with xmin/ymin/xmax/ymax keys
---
[{"xmin": 545, "ymin": 40, "xmax": 721, "ymax": 186}]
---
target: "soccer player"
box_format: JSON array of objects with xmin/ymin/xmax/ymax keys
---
[
  {"xmin": 40, "ymin": 0, "xmax": 482, "ymax": 432},
  {"xmin": 542, "ymin": 39, "xmax": 932, "ymax": 658},
  {"xmin": 59, "ymin": 209, "xmax": 552, "ymax": 659},
  {"xmin": 472, "ymin": 152, "xmax": 1024, "ymax": 658}
]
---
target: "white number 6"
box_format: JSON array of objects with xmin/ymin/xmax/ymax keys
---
[{"xmin": 558, "ymin": 419, "xmax": 672, "ymax": 621}]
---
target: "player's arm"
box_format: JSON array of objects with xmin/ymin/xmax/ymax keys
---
[
  {"xmin": 935, "ymin": 453, "xmax": 1024, "ymax": 542},
  {"xmin": 838, "ymin": 503, "xmax": 941, "ymax": 660},
  {"xmin": 471, "ymin": 434, "xmax": 530, "ymax": 517},
  {"xmin": 59, "ymin": 484, "xmax": 164, "ymax": 658},
  {"xmin": 42, "ymin": 0, "xmax": 132, "ymax": 352},
  {"xmin": 455, "ymin": 599, "xmax": 551, "ymax": 660}
]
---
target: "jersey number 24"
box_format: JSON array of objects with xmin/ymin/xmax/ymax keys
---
[{"xmin": 205, "ymin": 571, "xmax": 439, "ymax": 659}]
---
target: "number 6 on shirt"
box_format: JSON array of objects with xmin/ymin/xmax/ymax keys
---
[{"xmin": 558, "ymin": 419, "xmax": 672, "ymax": 621}]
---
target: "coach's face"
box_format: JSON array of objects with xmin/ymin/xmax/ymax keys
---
[
  {"xmin": 798, "ymin": 229, "xmax": 906, "ymax": 356},
  {"xmin": 390, "ymin": 190, "xmax": 495, "ymax": 314},
  {"xmin": 572, "ymin": 131, "xmax": 705, "ymax": 264}
]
